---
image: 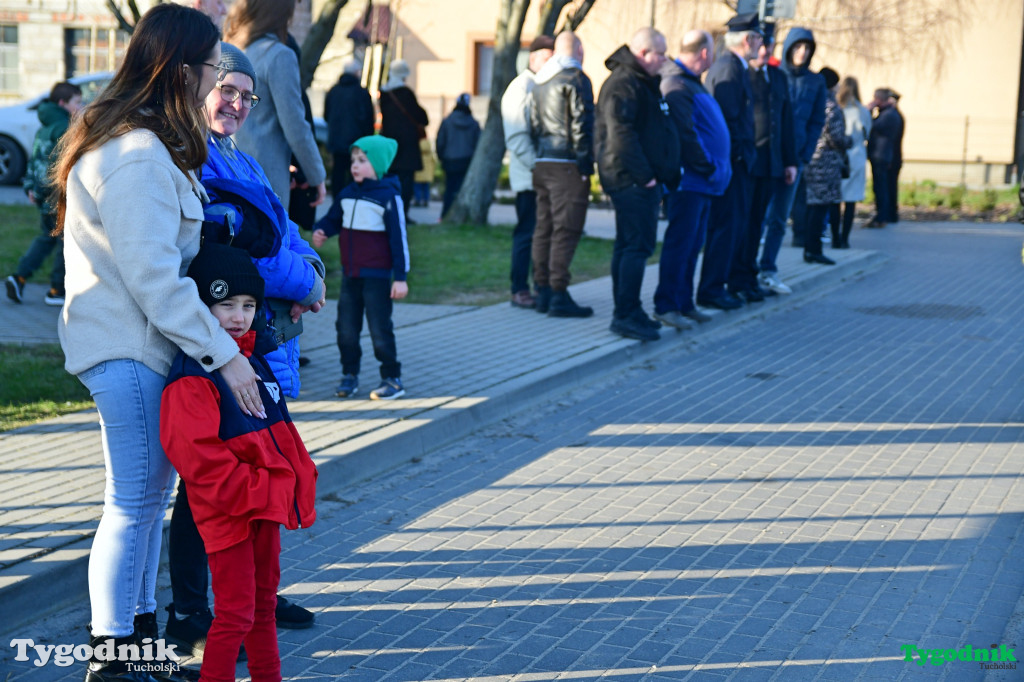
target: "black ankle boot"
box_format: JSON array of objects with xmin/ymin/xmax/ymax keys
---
[
  {"xmin": 84, "ymin": 633, "xmax": 160, "ymax": 682},
  {"xmin": 547, "ymin": 290, "xmax": 594, "ymax": 318},
  {"xmin": 534, "ymin": 286, "xmax": 552, "ymax": 314}
]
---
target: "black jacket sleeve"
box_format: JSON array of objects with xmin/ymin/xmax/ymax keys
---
[{"xmin": 570, "ymin": 73, "xmax": 596, "ymax": 173}]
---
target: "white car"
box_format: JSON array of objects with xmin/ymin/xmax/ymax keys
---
[{"xmin": 0, "ymin": 72, "xmax": 113, "ymax": 185}]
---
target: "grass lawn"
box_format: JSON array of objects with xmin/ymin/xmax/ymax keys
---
[
  {"xmin": 0, "ymin": 343, "xmax": 93, "ymax": 431},
  {"xmin": 312, "ymin": 219, "xmax": 619, "ymax": 306}
]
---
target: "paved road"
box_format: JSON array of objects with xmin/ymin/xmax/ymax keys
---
[{"xmin": 3, "ymin": 220, "xmax": 1024, "ymax": 681}]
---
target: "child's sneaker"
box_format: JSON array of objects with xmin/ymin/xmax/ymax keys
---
[
  {"xmin": 335, "ymin": 374, "xmax": 359, "ymax": 398},
  {"xmin": 44, "ymin": 287, "xmax": 65, "ymax": 306},
  {"xmin": 5, "ymin": 275, "xmax": 25, "ymax": 303},
  {"xmin": 370, "ymin": 378, "xmax": 404, "ymax": 400}
]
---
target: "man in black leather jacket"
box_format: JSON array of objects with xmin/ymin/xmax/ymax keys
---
[{"xmin": 528, "ymin": 31, "xmax": 595, "ymax": 318}]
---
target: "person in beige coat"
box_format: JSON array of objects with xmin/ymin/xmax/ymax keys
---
[{"xmin": 51, "ymin": 5, "xmax": 266, "ymax": 679}]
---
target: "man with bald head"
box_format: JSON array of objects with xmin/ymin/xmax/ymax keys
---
[
  {"xmin": 529, "ymin": 31, "xmax": 596, "ymax": 317},
  {"xmin": 654, "ymin": 30, "xmax": 732, "ymax": 330},
  {"xmin": 596, "ymin": 26, "xmax": 680, "ymax": 341}
]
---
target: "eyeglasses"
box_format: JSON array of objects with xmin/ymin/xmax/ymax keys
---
[
  {"xmin": 214, "ymin": 82, "xmax": 261, "ymax": 109},
  {"xmin": 200, "ymin": 62, "xmax": 227, "ymax": 79}
]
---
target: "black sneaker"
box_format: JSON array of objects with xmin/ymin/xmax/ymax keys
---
[
  {"xmin": 44, "ymin": 287, "xmax": 65, "ymax": 306},
  {"xmin": 610, "ymin": 316, "xmax": 659, "ymax": 341},
  {"xmin": 276, "ymin": 595, "xmax": 315, "ymax": 629},
  {"xmin": 6, "ymin": 275, "xmax": 24, "ymax": 303}
]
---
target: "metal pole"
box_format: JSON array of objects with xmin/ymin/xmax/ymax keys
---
[{"xmin": 961, "ymin": 115, "xmax": 970, "ymax": 186}]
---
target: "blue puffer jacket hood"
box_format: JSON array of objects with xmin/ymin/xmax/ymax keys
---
[{"xmin": 782, "ymin": 27, "xmax": 816, "ymax": 72}]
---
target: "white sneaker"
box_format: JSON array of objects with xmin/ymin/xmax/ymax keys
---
[{"xmin": 759, "ymin": 273, "xmax": 792, "ymax": 295}]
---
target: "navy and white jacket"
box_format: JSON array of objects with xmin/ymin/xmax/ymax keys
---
[{"xmin": 313, "ymin": 175, "xmax": 409, "ymax": 281}]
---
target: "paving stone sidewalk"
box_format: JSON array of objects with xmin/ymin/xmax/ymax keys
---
[
  {"xmin": 3, "ymin": 220, "xmax": 1023, "ymax": 682},
  {"xmin": 0, "ymin": 207, "xmax": 883, "ymax": 639}
]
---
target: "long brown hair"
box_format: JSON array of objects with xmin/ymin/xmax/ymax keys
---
[
  {"xmin": 837, "ymin": 76, "xmax": 861, "ymax": 108},
  {"xmin": 51, "ymin": 4, "xmax": 220, "ymax": 233},
  {"xmin": 223, "ymin": 0, "xmax": 295, "ymax": 48}
]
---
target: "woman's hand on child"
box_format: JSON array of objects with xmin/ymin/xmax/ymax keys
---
[
  {"xmin": 391, "ymin": 281, "xmax": 409, "ymax": 300},
  {"xmin": 220, "ymin": 354, "xmax": 266, "ymax": 418},
  {"xmin": 311, "ymin": 229, "xmax": 327, "ymax": 248}
]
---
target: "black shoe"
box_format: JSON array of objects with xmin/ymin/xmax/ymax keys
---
[
  {"xmin": 631, "ymin": 308, "xmax": 660, "ymax": 329},
  {"xmin": 547, "ymin": 290, "xmax": 593, "ymax": 318},
  {"xmin": 681, "ymin": 307, "xmax": 713, "ymax": 323},
  {"xmin": 534, "ymin": 286, "xmax": 552, "ymax": 314},
  {"xmin": 803, "ymin": 252, "xmax": 836, "ymax": 265},
  {"xmin": 298, "ymin": 356, "xmax": 311, "ymax": 367},
  {"xmin": 610, "ymin": 316, "xmax": 660, "ymax": 341},
  {"xmin": 734, "ymin": 287, "xmax": 764, "ymax": 303},
  {"xmin": 84, "ymin": 634, "xmax": 160, "ymax": 682},
  {"xmin": 165, "ymin": 606, "xmax": 246, "ymax": 662},
  {"xmin": 276, "ymin": 594, "xmax": 315, "ymax": 629},
  {"xmin": 697, "ymin": 293, "xmax": 743, "ymax": 311}
]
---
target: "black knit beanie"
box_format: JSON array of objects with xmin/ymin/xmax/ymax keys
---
[{"xmin": 187, "ymin": 243, "xmax": 265, "ymax": 307}]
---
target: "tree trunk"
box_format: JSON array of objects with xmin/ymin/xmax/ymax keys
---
[
  {"xmin": 537, "ymin": 0, "xmax": 571, "ymax": 36},
  {"xmin": 444, "ymin": 0, "xmax": 531, "ymax": 225},
  {"xmin": 563, "ymin": 0, "xmax": 597, "ymax": 31},
  {"xmin": 299, "ymin": 0, "xmax": 351, "ymax": 90}
]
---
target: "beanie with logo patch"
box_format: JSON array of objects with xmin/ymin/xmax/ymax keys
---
[{"xmin": 187, "ymin": 242, "xmax": 265, "ymax": 308}]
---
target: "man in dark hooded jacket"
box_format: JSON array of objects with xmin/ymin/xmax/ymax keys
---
[
  {"xmin": 325, "ymin": 60, "xmax": 375, "ymax": 197},
  {"xmin": 596, "ymin": 26, "xmax": 680, "ymax": 342},
  {"xmin": 760, "ymin": 27, "xmax": 826, "ymax": 271},
  {"xmin": 437, "ymin": 93, "xmax": 481, "ymax": 216}
]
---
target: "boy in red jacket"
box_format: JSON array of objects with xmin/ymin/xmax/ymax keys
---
[{"xmin": 161, "ymin": 243, "xmax": 318, "ymax": 682}]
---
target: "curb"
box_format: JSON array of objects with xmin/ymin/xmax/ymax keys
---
[{"xmin": 0, "ymin": 248, "xmax": 888, "ymax": 639}]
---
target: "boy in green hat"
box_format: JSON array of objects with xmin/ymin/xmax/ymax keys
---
[{"xmin": 312, "ymin": 135, "xmax": 410, "ymax": 399}]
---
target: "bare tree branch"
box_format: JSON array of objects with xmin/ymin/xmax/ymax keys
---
[
  {"xmin": 562, "ymin": 0, "xmax": 597, "ymax": 31},
  {"xmin": 105, "ymin": 0, "xmax": 137, "ymax": 34},
  {"xmin": 538, "ymin": 0, "xmax": 571, "ymax": 35}
]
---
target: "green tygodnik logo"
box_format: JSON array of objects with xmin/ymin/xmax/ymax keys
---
[{"xmin": 902, "ymin": 643, "xmax": 1017, "ymax": 669}]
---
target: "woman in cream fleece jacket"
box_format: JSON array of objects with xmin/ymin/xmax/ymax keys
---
[{"xmin": 51, "ymin": 6, "xmax": 267, "ymax": 678}]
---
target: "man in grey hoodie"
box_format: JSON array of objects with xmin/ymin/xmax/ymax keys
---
[{"xmin": 529, "ymin": 31, "xmax": 595, "ymax": 318}]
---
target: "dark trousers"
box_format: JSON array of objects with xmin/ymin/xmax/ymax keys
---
[
  {"xmin": 442, "ymin": 158, "xmax": 470, "ymax": 217},
  {"xmin": 871, "ymin": 161, "xmax": 893, "ymax": 223},
  {"xmin": 804, "ymin": 204, "xmax": 830, "ymax": 255},
  {"xmin": 337, "ymin": 275, "xmax": 400, "ymax": 380},
  {"xmin": 16, "ymin": 210, "xmax": 64, "ymax": 290},
  {"xmin": 699, "ymin": 163, "xmax": 752, "ymax": 301},
  {"xmin": 888, "ymin": 164, "xmax": 901, "ymax": 222},
  {"xmin": 533, "ymin": 162, "xmax": 589, "ymax": 292},
  {"xmin": 168, "ymin": 481, "xmax": 209, "ymax": 615},
  {"xmin": 790, "ymin": 174, "xmax": 808, "ymax": 245},
  {"xmin": 609, "ymin": 184, "xmax": 659, "ymax": 320},
  {"xmin": 203, "ymin": 520, "xmax": 280, "ymax": 682},
  {"xmin": 511, "ymin": 190, "xmax": 536, "ymax": 293},
  {"xmin": 729, "ymin": 173, "xmax": 773, "ymax": 294},
  {"xmin": 397, "ymin": 170, "xmax": 415, "ymax": 216},
  {"xmin": 654, "ymin": 190, "xmax": 710, "ymax": 315},
  {"xmin": 332, "ymin": 152, "xmax": 353, "ymax": 198},
  {"xmin": 828, "ymin": 201, "xmax": 857, "ymax": 246}
]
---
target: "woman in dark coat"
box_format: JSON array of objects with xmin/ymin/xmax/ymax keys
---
[
  {"xmin": 379, "ymin": 59, "xmax": 429, "ymax": 218},
  {"xmin": 802, "ymin": 67, "xmax": 851, "ymax": 265}
]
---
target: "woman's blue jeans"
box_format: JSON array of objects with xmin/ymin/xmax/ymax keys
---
[{"xmin": 78, "ymin": 359, "xmax": 176, "ymax": 637}]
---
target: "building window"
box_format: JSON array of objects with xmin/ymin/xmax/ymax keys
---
[
  {"xmin": 0, "ymin": 25, "xmax": 17, "ymax": 93},
  {"xmin": 473, "ymin": 42, "xmax": 530, "ymax": 96},
  {"xmin": 65, "ymin": 28, "xmax": 128, "ymax": 78}
]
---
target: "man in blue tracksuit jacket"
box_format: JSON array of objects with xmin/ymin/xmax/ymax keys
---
[
  {"xmin": 761, "ymin": 26, "xmax": 826, "ymax": 275},
  {"xmin": 654, "ymin": 30, "xmax": 732, "ymax": 328}
]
